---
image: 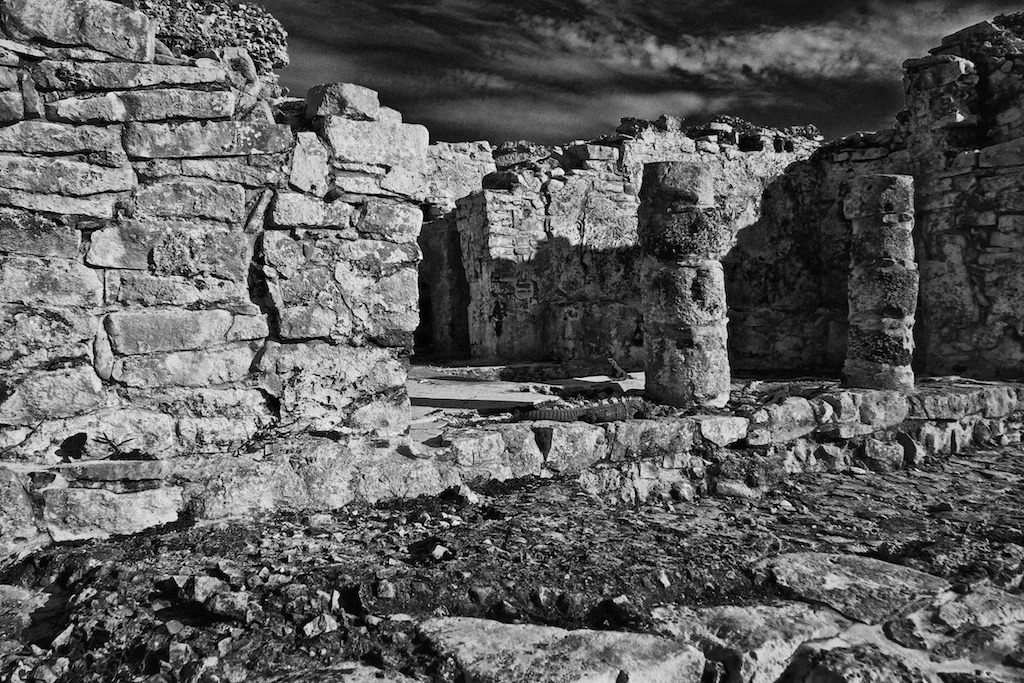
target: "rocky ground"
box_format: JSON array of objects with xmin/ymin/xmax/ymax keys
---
[{"xmin": 1, "ymin": 444, "xmax": 1024, "ymax": 682}]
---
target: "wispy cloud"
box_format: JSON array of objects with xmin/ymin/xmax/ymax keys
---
[{"xmin": 261, "ymin": 0, "xmax": 1018, "ymax": 143}]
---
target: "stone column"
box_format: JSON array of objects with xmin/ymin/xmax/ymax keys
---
[
  {"xmin": 842, "ymin": 174, "xmax": 918, "ymax": 391},
  {"xmin": 638, "ymin": 162, "xmax": 731, "ymax": 408}
]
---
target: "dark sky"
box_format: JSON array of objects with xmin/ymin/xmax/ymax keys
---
[{"xmin": 258, "ymin": 0, "xmax": 1018, "ymax": 144}]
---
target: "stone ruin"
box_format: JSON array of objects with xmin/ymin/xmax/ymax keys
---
[{"xmin": 1, "ymin": 0, "xmax": 1024, "ymax": 565}]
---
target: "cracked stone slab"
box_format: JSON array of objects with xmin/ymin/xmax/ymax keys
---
[
  {"xmin": 652, "ymin": 601, "xmax": 851, "ymax": 683},
  {"xmin": 419, "ymin": 617, "xmax": 706, "ymax": 682},
  {"xmin": 766, "ymin": 553, "xmax": 950, "ymax": 624}
]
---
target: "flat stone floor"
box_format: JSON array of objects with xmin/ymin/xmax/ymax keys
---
[{"xmin": 406, "ymin": 364, "xmax": 645, "ymax": 446}]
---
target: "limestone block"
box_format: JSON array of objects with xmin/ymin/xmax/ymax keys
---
[
  {"xmin": 0, "ymin": 208, "xmax": 79, "ymax": 258},
  {"xmin": 0, "ymin": 120, "xmax": 126, "ymax": 162},
  {"xmin": 765, "ymin": 553, "xmax": 948, "ymax": 624},
  {"xmin": 306, "ymin": 83, "xmax": 379, "ymax": 120},
  {"xmin": 0, "ymin": 187, "xmax": 121, "ymax": 218},
  {"xmin": 32, "ymin": 61, "xmax": 227, "ymax": 91},
  {"xmin": 123, "ymin": 121, "xmax": 292, "ymax": 159},
  {"xmin": 480, "ymin": 423, "xmax": 544, "ymax": 479},
  {"xmin": 259, "ymin": 343, "xmax": 408, "ymax": 433},
  {"xmin": 638, "ymin": 207, "xmax": 732, "ymax": 261},
  {"xmin": 0, "ymin": 304, "xmax": 96, "ymax": 372},
  {"xmin": 747, "ymin": 397, "xmax": 817, "ymax": 446},
  {"xmin": 0, "ymin": 254, "xmax": 101, "ymax": 307},
  {"xmin": 111, "ymin": 341, "xmax": 263, "ymax": 388},
  {"xmin": 642, "ymin": 259, "xmax": 727, "ymax": 328},
  {"xmin": 846, "ymin": 267, "xmax": 920, "ymax": 319},
  {"xmin": 693, "ymin": 415, "xmax": 750, "ymax": 447},
  {"xmin": 109, "ymin": 272, "xmax": 251, "ymax": 310},
  {"xmin": 847, "ymin": 321, "xmax": 914, "ymax": 367},
  {"xmin": 652, "ymin": 602, "xmax": 849, "ymax": 683},
  {"xmin": 419, "ymin": 618, "xmax": 706, "ymax": 683},
  {"xmin": 0, "ymin": 466, "xmax": 41, "ymax": 559},
  {"xmin": 133, "ymin": 180, "xmax": 245, "ymax": 223},
  {"xmin": 0, "ymin": 154, "xmax": 135, "ymax": 196},
  {"xmin": 0, "ymin": 89, "xmax": 20, "ymax": 121},
  {"xmin": 859, "ymin": 438, "xmax": 904, "ymax": 472},
  {"xmin": 105, "ymin": 310, "xmax": 267, "ymax": 355},
  {"xmin": 170, "ymin": 156, "xmax": 285, "ymax": 188},
  {"xmin": 87, "ymin": 221, "xmax": 250, "ymax": 281},
  {"xmin": 644, "ymin": 325, "xmax": 731, "ymax": 409},
  {"xmin": 3, "ymin": 0, "xmax": 155, "ymax": 61},
  {"xmin": 907, "ymin": 57, "xmax": 974, "ymax": 91},
  {"xmin": 0, "ymin": 366, "xmax": 103, "ymax": 425},
  {"xmin": 819, "ymin": 389, "xmax": 909, "ymax": 437},
  {"xmin": 639, "ymin": 161, "xmax": 714, "ymax": 207},
  {"xmin": 531, "ymin": 421, "xmax": 607, "ymax": 474},
  {"xmin": 320, "ymin": 116, "xmax": 428, "ymax": 175},
  {"xmin": 1, "ymin": 408, "xmax": 175, "ymax": 460},
  {"xmin": 289, "ymin": 131, "xmax": 329, "ymax": 196},
  {"xmin": 57, "ymin": 460, "xmax": 170, "ymax": 482},
  {"xmin": 442, "ymin": 428, "xmax": 512, "ymax": 482},
  {"xmin": 355, "ymin": 199, "xmax": 422, "ymax": 244},
  {"xmin": 45, "ymin": 89, "xmax": 235, "ymax": 123},
  {"xmin": 603, "ymin": 418, "xmax": 695, "ymax": 463},
  {"xmin": 271, "ymin": 191, "xmax": 355, "ymax": 228},
  {"xmin": 41, "ymin": 486, "xmax": 181, "ymax": 542}
]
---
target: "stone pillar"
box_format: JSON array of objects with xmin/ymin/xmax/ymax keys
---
[
  {"xmin": 842, "ymin": 174, "xmax": 918, "ymax": 391},
  {"xmin": 638, "ymin": 162, "xmax": 731, "ymax": 408}
]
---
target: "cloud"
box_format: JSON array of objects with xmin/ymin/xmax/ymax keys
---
[{"xmin": 261, "ymin": 0, "xmax": 1018, "ymax": 143}]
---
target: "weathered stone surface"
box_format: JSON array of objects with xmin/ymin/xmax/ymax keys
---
[
  {"xmin": 0, "ymin": 121, "xmax": 125, "ymax": 162},
  {"xmin": 767, "ymin": 553, "xmax": 950, "ymax": 624},
  {"xmin": 694, "ymin": 415, "xmax": 750, "ymax": 446},
  {"xmin": 0, "ymin": 188, "xmax": 121, "ymax": 218},
  {"xmin": 748, "ymin": 397, "xmax": 817, "ymax": 446},
  {"xmin": 306, "ymin": 83, "xmax": 380, "ymax": 120},
  {"xmin": 356, "ymin": 199, "xmax": 421, "ymax": 244},
  {"xmin": 289, "ymin": 131, "xmax": 329, "ymax": 196},
  {"xmin": 123, "ymin": 121, "xmax": 292, "ymax": 158},
  {"xmin": 419, "ymin": 617, "xmax": 706, "ymax": 682},
  {"xmin": 0, "ymin": 304, "xmax": 95, "ymax": 372},
  {"xmin": 57, "ymin": 460, "xmax": 170, "ymax": 482},
  {"xmin": 532, "ymin": 421, "xmax": 607, "ymax": 473},
  {"xmin": 0, "ymin": 467, "xmax": 42, "ymax": 559},
  {"xmin": 1, "ymin": 408, "xmax": 175, "ymax": 460},
  {"xmin": 46, "ymin": 89, "xmax": 235, "ymax": 123},
  {"xmin": 0, "ymin": 366, "xmax": 103, "ymax": 425},
  {"xmin": 88, "ymin": 221, "xmax": 251, "ymax": 281},
  {"xmin": 0, "ymin": 255, "xmax": 101, "ymax": 307},
  {"xmin": 41, "ymin": 486, "xmax": 181, "ymax": 542},
  {"xmin": 3, "ymin": 0, "xmax": 155, "ymax": 61},
  {"xmin": 320, "ymin": 117, "xmax": 427, "ymax": 176},
  {"xmin": 133, "ymin": 156, "xmax": 287, "ymax": 188},
  {"xmin": 652, "ymin": 602, "xmax": 850, "ymax": 683},
  {"xmin": 645, "ymin": 324, "xmax": 731, "ymax": 408},
  {"xmin": 106, "ymin": 310, "xmax": 267, "ymax": 355},
  {"xmin": 0, "ymin": 154, "xmax": 135, "ymax": 196},
  {"xmin": 0, "ymin": 208, "xmax": 79, "ymax": 258},
  {"xmin": 820, "ymin": 389, "xmax": 909, "ymax": 438},
  {"xmin": 604, "ymin": 418, "xmax": 695, "ymax": 463},
  {"xmin": 259, "ymin": 663, "xmax": 419, "ymax": 683},
  {"xmin": 441, "ymin": 428, "xmax": 512, "ymax": 482},
  {"xmin": 259, "ymin": 343, "xmax": 408, "ymax": 433},
  {"xmin": 480, "ymin": 423, "xmax": 544, "ymax": 478},
  {"xmin": 112, "ymin": 342, "xmax": 263, "ymax": 388},
  {"xmin": 779, "ymin": 643, "xmax": 931, "ymax": 683},
  {"xmin": 271, "ymin": 192, "xmax": 355, "ymax": 228},
  {"xmin": 133, "ymin": 180, "xmax": 245, "ymax": 223},
  {"xmin": 32, "ymin": 60, "xmax": 227, "ymax": 91}
]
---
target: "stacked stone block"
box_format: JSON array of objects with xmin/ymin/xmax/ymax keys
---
[
  {"xmin": 842, "ymin": 175, "xmax": 918, "ymax": 391},
  {"xmin": 0, "ymin": 0, "xmax": 428, "ymax": 540},
  {"xmin": 638, "ymin": 162, "xmax": 731, "ymax": 408}
]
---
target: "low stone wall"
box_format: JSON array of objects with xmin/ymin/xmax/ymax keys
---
[
  {"xmin": 438, "ymin": 379, "xmax": 1024, "ymax": 505},
  {"xmin": 0, "ymin": 0, "xmax": 427, "ymax": 548}
]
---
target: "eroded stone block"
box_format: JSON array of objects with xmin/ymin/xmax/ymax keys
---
[
  {"xmin": 306, "ymin": 83, "xmax": 380, "ymax": 120},
  {"xmin": 0, "ymin": 365, "xmax": 103, "ymax": 425},
  {"xmin": 133, "ymin": 180, "xmax": 245, "ymax": 223},
  {"xmin": 41, "ymin": 486, "xmax": 181, "ymax": 542},
  {"xmin": 3, "ymin": 0, "xmax": 155, "ymax": 61},
  {"xmin": 123, "ymin": 121, "xmax": 292, "ymax": 159},
  {"xmin": 105, "ymin": 310, "xmax": 267, "ymax": 355}
]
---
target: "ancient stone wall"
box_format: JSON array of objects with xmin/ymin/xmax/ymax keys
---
[
  {"xmin": 0, "ymin": 0, "xmax": 427, "ymax": 543},
  {"xmin": 440, "ymin": 122, "xmax": 818, "ymax": 371}
]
